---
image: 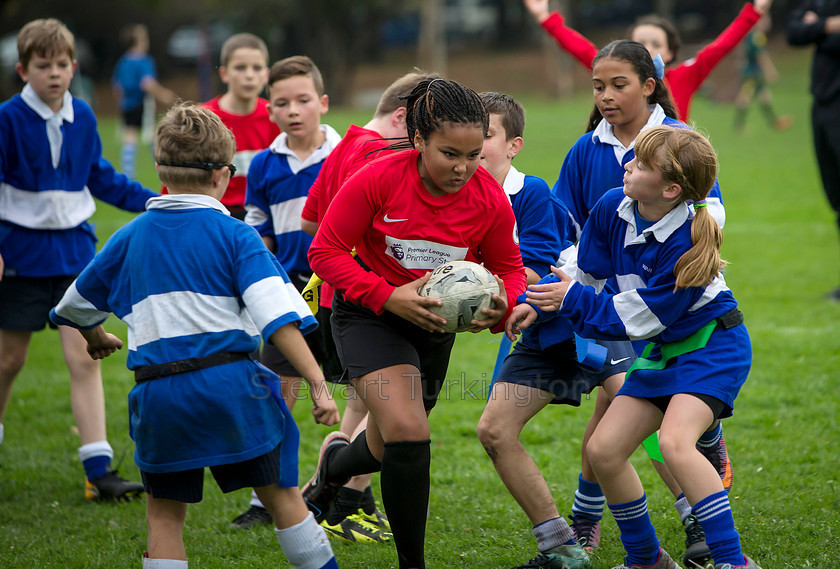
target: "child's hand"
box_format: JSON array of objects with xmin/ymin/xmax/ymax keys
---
[
  {"xmin": 0, "ymin": 252, "xmax": 4, "ymax": 281},
  {"xmin": 522, "ymin": 0, "xmax": 551, "ymax": 23},
  {"xmin": 82, "ymin": 328, "xmax": 124, "ymax": 360},
  {"xmin": 754, "ymin": 0, "xmax": 772, "ymax": 15},
  {"xmin": 505, "ymin": 303, "xmax": 538, "ymax": 340},
  {"xmin": 383, "ymin": 273, "xmax": 447, "ymax": 333},
  {"xmin": 524, "ymin": 266, "xmax": 575, "ymax": 312},
  {"xmin": 468, "ymin": 275, "xmax": 508, "ymax": 333},
  {"xmin": 310, "ymin": 388, "xmax": 341, "ymax": 426}
]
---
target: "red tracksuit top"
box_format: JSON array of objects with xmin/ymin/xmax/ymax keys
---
[{"xmin": 541, "ymin": 3, "xmax": 761, "ymax": 121}]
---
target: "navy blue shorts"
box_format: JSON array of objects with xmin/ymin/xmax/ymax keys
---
[
  {"xmin": 330, "ymin": 292, "xmax": 455, "ymax": 410},
  {"xmin": 0, "ymin": 275, "xmax": 75, "ymax": 331},
  {"xmin": 495, "ymin": 338, "xmax": 635, "ymax": 406},
  {"xmin": 140, "ymin": 443, "xmax": 284, "ymax": 503}
]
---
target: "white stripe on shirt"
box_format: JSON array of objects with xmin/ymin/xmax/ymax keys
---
[
  {"xmin": 0, "ymin": 182, "xmax": 96, "ymax": 229},
  {"xmin": 123, "ymin": 290, "xmax": 258, "ymax": 350},
  {"xmin": 53, "ymin": 282, "xmax": 110, "ymax": 327},
  {"xmin": 242, "ymin": 276, "xmax": 311, "ymax": 332},
  {"xmin": 613, "ymin": 289, "xmax": 666, "ymax": 340},
  {"xmin": 269, "ymin": 197, "xmax": 307, "ymax": 235}
]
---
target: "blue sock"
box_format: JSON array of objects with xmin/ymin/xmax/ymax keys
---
[
  {"xmin": 571, "ymin": 473, "xmax": 605, "ymax": 521},
  {"xmin": 120, "ymin": 142, "xmax": 137, "ymax": 180},
  {"xmin": 608, "ymin": 494, "xmax": 660, "ymax": 566},
  {"xmin": 83, "ymin": 455, "xmax": 110, "ymax": 481},
  {"xmin": 698, "ymin": 421, "xmax": 722, "ymax": 446},
  {"xmin": 693, "ymin": 491, "xmax": 744, "ymax": 566}
]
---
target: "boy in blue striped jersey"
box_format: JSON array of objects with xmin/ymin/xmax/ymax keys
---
[
  {"xmin": 0, "ymin": 18, "xmax": 154, "ymax": 501},
  {"xmin": 50, "ymin": 103, "xmax": 340, "ymax": 569}
]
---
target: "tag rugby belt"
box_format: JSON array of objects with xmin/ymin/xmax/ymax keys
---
[{"xmin": 134, "ymin": 352, "xmax": 251, "ymax": 383}]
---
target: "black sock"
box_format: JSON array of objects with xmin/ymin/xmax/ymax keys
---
[
  {"xmin": 327, "ymin": 429, "xmax": 381, "ymax": 481},
  {"xmin": 361, "ymin": 485, "xmax": 377, "ymax": 515},
  {"xmin": 381, "ymin": 440, "xmax": 431, "ymax": 569},
  {"xmin": 326, "ymin": 486, "xmax": 365, "ymax": 525}
]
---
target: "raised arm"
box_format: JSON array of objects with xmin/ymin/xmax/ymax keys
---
[{"xmin": 523, "ymin": 0, "xmax": 599, "ymax": 69}]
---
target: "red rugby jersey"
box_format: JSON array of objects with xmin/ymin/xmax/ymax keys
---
[
  {"xmin": 308, "ymin": 149, "xmax": 526, "ymax": 333},
  {"xmin": 202, "ymin": 96, "xmax": 280, "ymax": 210}
]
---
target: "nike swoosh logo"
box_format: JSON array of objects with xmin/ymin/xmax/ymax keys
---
[
  {"xmin": 383, "ymin": 215, "xmax": 409, "ymax": 223},
  {"xmin": 610, "ymin": 357, "xmax": 631, "ymax": 365}
]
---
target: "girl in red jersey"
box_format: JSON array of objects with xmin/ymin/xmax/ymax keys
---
[
  {"xmin": 523, "ymin": 0, "xmax": 773, "ymax": 122},
  {"xmin": 305, "ymin": 78, "xmax": 526, "ymax": 569}
]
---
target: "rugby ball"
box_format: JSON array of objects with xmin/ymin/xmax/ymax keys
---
[{"xmin": 420, "ymin": 261, "xmax": 500, "ymax": 333}]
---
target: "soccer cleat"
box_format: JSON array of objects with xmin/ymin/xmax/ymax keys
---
[
  {"xmin": 302, "ymin": 431, "xmax": 351, "ymax": 523},
  {"xmin": 84, "ymin": 469, "xmax": 144, "ymax": 501},
  {"xmin": 611, "ymin": 548, "xmax": 682, "ymax": 569},
  {"xmin": 510, "ymin": 543, "xmax": 592, "ymax": 569},
  {"xmin": 358, "ymin": 506, "xmax": 391, "ymax": 533},
  {"xmin": 715, "ymin": 555, "xmax": 762, "ymax": 569},
  {"xmin": 321, "ymin": 513, "xmax": 392, "ymax": 543},
  {"xmin": 570, "ymin": 514, "xmax": 601, "ymax": 551},
  {"xmin": 696, "ymin": 430, "xmax": 733, "ymax": 493},
  {"xmin": 230, "ymin": 505, "xmax": 273, "ymax": 530},
  {"xmin": 682, "ymin": 515, "xmax": 712, "ymax": 568}
]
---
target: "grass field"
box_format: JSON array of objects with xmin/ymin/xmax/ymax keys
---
[{"xmin": 1, "ymin": 45, "xmax": 838, "ymax": 569}]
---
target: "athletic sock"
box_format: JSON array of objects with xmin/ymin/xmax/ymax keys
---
[
  {"xmin": 361, "ymin": 485, "xmax": 377, "ymax": 515},
  {"xmin": 121, "ymin": 142, "xmax": 137, "ymax": 180},
  {"xmin": 327, "ymin": 429, "xmax": 381, "ymax": 481},
  {"xmin": 326, "ymin": 486, "xmax": 365, "ymax": 525},
  {"xmin": 0, "ymin": 423, "xmax": 4, "ymax": 445},
  {"xmin": 571, "ymin": 473, "xmax": 605, "ymax": 521},
  {"xmin": 674, "ymin": 494, "xmax": 692, "ymax": 524},
  {"xmin": 697, "ymin": 421, "xmax": 723, "ymax": 446},
  {"xmin": 692, "ymin": 491, "xmax": 743, "ymax": 566},
  {"xmin": 249, "ymin": 489, "xmax": 265, "ymax": 508},
  {"xmin": 79, "ymin": 440, "xmax": 113, "ymax": 480},
  {"xmin": 608, "ymin": 494, "xmax": 660, "ymax": 566},
  {"xmin": 533, "ymin": 517, "xmax": 576, "ymax": 551},
  {"xmin": 142, "ymin": 557, "xmax": 188, "ymax": 569},
  {"xmin": 381, "ymin": 440, "xmax": 430, "ymax": 569},
  {"xmin": 275, "ymin": 512, "xmax": 338, "ymax": 569}
]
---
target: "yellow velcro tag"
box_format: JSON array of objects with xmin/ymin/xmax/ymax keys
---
[{"xmin": 302, "ymin": 273, "xmax": 324, "ymax": 315}]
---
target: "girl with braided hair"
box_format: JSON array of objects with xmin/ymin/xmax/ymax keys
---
[
  {"xmin": 304, "ymin": 78, "xmax": 527, "ymax": 568},
  {"xmin": 509, "ymin": 126, "xmax": 758, "ymax": 569}
]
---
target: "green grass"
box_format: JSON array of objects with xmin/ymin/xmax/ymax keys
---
[{"xmin": 2, "ymin": 47, "xmax": 839, "ymax": 568}]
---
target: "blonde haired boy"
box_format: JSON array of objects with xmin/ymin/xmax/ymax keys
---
[{"xmin": 51, "ymin": 103, "xmax": 340, "ymax": 569}]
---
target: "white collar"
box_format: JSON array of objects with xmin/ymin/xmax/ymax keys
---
[
  {"xmin": 268, "ymin": 124, "xmax": 342, "ymax": 173},
  {"xmin": 21, "ymin": 83, "xmax": 74, "ymax": 123},
  {"xmin": 591, "ymin": 104, "xmax": 666, "ymax": 164},
  {"xmin": 501, "ymin": 165, "xmax": 526, "ymax": 197},
  {"xmin": 617, "ymin": 194, "xmax": 691, "ymax": 247},
  {"xmin": 145, "ymin": 193, "xmax": 230, "ymax": 214}
]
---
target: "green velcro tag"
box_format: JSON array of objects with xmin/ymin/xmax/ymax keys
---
[{"xmin": 630, "ymin": 319, "xmax": 717, "ymax": 463}]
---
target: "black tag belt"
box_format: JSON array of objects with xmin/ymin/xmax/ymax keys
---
[
  {"xmin": 715, "ymin": 308, "xmax": 744, "ymax": 330},
  {"xmin": 134, "ymin": 352, "xmax": 250, "ymax": 383}
]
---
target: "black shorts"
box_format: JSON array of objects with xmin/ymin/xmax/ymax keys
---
[
  {"xmin": 0, "ymin": 275, "xmax": 76, "ymax": 331},
  {"xmin": 258, "ymin": 275, "xmax": 342, "ymax": 382},
  {"xmin": 495, "ymin": 338, "xmax": 635, "ymax": 406},
  {"xmin": 140, "ymin": 443, "xmax": 282, "ymax": 503},
  {"xmin": 331, "ymin": 291, "xmax": 455, "ymax": 411},
  {"xmin": 121, "ymin": 105, "xmax": 144, "ymax": 128},
  {"xmin": 645, "ymin": 393, "xmax": 729, "ymax": 420}
]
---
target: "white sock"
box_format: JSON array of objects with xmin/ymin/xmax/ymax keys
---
[
  {"xmin": 142, "ymin": 558, "xmax": 188, "ymax": 569},
  {"xmin": 78, "ymin": 440, "xmax": 114, "ymax": 463},
  {"xmin": 674, "ymin": 495, "xmax": 692, "ymax": 524},
  {"xmin": 249, "ymin": 489, "xmax": 265, "ymax": 508},
  {"xmin": 275, "ymin": 512, "xmax": 336, "ymax": 569},
  {"xmin": 0, "ymin": 423, "xmax": 4, "ymax": 445}
]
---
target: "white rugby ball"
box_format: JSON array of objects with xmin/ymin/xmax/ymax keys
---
[{"xmin": 420, "ymin": 260, "xmax": 500, "ymax": 333}]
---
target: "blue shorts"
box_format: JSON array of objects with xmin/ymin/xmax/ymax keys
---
[{"xmin": 495, "ymin": 338, "xmax": 635, "ymax": 406}]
